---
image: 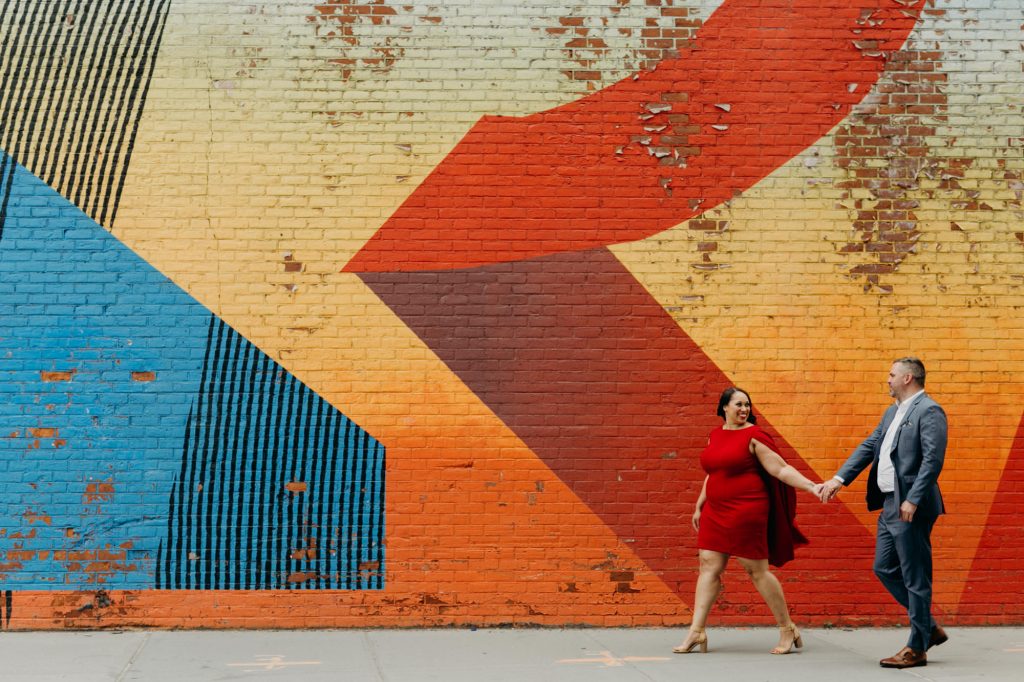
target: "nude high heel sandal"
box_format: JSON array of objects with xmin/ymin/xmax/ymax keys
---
[
  {"xmin": 673, "ymin": 628, "xmax": 708, "ymax": 654},
  {"xmin": 770, "ymin": 623, "xmax": 802, "ymax": 655}
]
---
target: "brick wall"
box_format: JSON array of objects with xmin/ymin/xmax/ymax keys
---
[{"xmin": 1, "ymin": 0, "xmax": 1022, "ymax": 629}]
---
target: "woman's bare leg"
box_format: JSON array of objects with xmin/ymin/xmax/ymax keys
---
[
  {"xmin": 736, "ymin": 557, "xmax": 799, "ymax": 651},
  {"xmin": 677, "ymin": 550, "xmax": 728, "ymax": 649}
]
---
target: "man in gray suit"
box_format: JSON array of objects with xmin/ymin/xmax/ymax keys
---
[{"xmin": 820, "ymin": 357, "xmax": 948, "ymax": 669}]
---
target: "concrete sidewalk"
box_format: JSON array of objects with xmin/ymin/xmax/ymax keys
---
[{"xmin": 0, "ymin": 626, "xmax": 1020, "ymax": 681}]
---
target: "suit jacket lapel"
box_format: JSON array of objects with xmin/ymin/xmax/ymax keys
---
[
  {"xmin": 890, "ymin": 392, "xmax": 926, "ymax": 459},
  {"xmin": 873, "ymin": 404, "xmax": 896, "ymax": 464}
]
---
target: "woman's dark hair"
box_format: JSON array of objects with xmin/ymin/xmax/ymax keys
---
[{"xmin": 716, "ymin": 386, "xmax": 757, "ymax": 424}]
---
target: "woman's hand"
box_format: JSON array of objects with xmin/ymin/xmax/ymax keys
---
[{"xmin": 691, "ymin": 507, "xmax": 701, "ymax": 532}]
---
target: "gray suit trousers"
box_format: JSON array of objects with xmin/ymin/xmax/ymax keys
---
[{"xmin": 874, "ymin": 493, "xmax": 936, "ymax": 651}]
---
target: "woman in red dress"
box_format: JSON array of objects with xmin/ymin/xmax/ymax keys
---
[{"xmin": 674, "ymin": 387, "xmax": 823, "ymax": 655}]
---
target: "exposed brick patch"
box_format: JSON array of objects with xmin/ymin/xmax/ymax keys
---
[
  {"xmin": 832, "ymin": 47, "xmax": 980, "ymax": 292},
  {"xmin": 307, "ymin": 0, "xmax": 418, "ymax": 81},
  {"xmin": 53, "ymin": 550, "xmax": 139, "ymax": 585},
  {"xmin": 287, "ymin": 571, "xmax": 317, "ymax": 583},
  {"xmin": 537, "ymin": 0, "xmax": 701, "ymax": 93},
  {"xmin": 233, "ymin": 45, "xmax": 268, "ymax": 80},
  {"xmin": 23, "ymin": 511, "xmax": 52, "ymax": 526},
  {"xmin": 231, "ymin": 5, "xmax": 269, "ymax": 80},
  {"xmin": 686, "ymin": 213, "xmax": 730, "ymax": 272},
  {"xmin": 83, "ymin": 479, "xmax": 115, "ymax": 505},
  {"xmin": 1003, "ymin": 160, "xmax": 1024, "ymax": 231},
  {"xmin": 283, "ymin": 253, "xmax": 303, "ymax": 273},
  {"xmin": 290, "ymin": 546, "xmax": 317, "ymax": 561},
  {"xmin": 40, "ymin": 371, "xmax": 75, "ymax": 382},
  {"xmin": 130, "ymin": 371, "xmax": 155, "ymax": 382}
]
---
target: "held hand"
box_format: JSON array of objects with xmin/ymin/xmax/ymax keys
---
[
  {"xmin": 899, "ymin": 501, "xmax": 917, "ymax": 523},
  {"xmin": 819, "ymin": 478, "xmax": 842, "ymax": 503},
  {"xmin": 810, "ymin": 482, "xmax": 825, "ymax": 498}
]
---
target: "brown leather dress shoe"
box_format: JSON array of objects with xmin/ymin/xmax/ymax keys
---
[
  {"xmin": 880, "ymin": 647, "xmax": 927, "ymax": 669},
  {"xmin": 928, "ymin": 625, "xmax": 948, "ymax": 650}
]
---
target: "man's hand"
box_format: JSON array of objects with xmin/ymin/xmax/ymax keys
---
[
  {"xmin": 899, "ymin": 501, "xmax": 917, "ymax": 522},
  {"xmin": 820, "ymin": 478, "xmax": 842, "ymax": 503}
]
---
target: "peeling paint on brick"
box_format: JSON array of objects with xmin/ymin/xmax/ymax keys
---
[
  {"xmin": 282, "ymin": 253, "xmax": 303, "ymax": 273},
  {"xmin": 40, "ymin": 370, "xmax": 75, "ymax": 382},
  {"xmin": 23, "ymin": 510, "xmax": 52, "ymax": 526},
  {"xmin": 54, "ymin": 548, "xmax": 140, "ymax": 585},
  {"xmin": 537, "ymin": 0, "xmax": 701, "ymax": 93},
  {"xmin": 83, "ymin": 479, "xmax": 115, "ymax": 505},
  {"xmin": 833, "ymin": 46, "xmax": 982, "ymax": 292},
  {"xmin": 307, "ymin": 0, "xmax": 417, "ymax": 81},
  {"xmin": 683, "ymin": 214, "xmax": 730, "ymax": 272}
]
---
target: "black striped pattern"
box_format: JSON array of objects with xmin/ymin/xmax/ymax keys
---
[
  {"xmin": 157, "ymin": 316, "xmax": 386, "ymax": 590},
  {"xmin": 0, "ymin": 0, "xmax": 171, "ymax": 231},
  {"xmin": 0, "ymin": 150, "xmax": 15, "ymax": 241},
  {"xmin": 0, "ymin": 590, "xmax": 10, "ymax": 627}
]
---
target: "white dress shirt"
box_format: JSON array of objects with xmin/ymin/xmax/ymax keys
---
[
  {"xmin": 875, "ymin": 389, "xmax": 925, "ymax": 493},
  {"xmin": 833, "ymin": 389, "xmax": 926, "ymax": 491}
]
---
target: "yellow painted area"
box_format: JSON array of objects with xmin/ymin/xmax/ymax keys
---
[
  {"xmin": 111, "ymin": 1, "xmax": 523, "ymax": 432},
  {"xmin": 111, "ymin": 1, "xmax": 605, "ymax": 291},
  {"xmin": 615, "ymin": 138, "xmax": 1024, "ymax": 609}
]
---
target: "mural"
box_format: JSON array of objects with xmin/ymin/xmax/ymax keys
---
[
  {"xmin": 0, "ymin": 0, "xmax": 1022, "ymax": 627},
  {"xmin": 0, "ymin": 153, "xmax": 385, "ymax": 593}
]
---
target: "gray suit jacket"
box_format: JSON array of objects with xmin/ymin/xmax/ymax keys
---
[{"xmin": 836, "ymin": 392, "xmax": 947, "ymax": 518}]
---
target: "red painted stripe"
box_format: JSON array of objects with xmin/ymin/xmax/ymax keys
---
[
  {"xmin": 346, "ymin": 0, "xmax": 926, "ymax": 273},
  {"xmin": 958, "ymin": 411, "xmax": 1024, "ymax": 622},
  {"xmin": 361, "ymin": 248, "xmax": 888, "ymax": 612}
]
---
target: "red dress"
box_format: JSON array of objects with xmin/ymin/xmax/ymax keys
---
[{"xmin": 698, "ymin": 424, "xmax": 793, "ymax": 561}]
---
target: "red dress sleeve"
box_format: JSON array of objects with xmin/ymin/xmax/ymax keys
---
[{"xmin": 752, "ymin": 427, "xmax": 809, "ymax": 567}]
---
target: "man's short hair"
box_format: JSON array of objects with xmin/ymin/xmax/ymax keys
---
[{"xmin": 894, "ymin": 356, "xmax": 926, "ymax": 387}]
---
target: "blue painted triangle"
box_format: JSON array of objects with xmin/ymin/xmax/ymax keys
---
[{"xmin": 0, "ymin": 152, "xmax": 384, "ymax": 590}]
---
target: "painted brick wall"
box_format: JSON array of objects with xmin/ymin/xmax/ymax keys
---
[{"xmin": 1, "ymin": 0, "xmax": 1022, "ymax": 629}]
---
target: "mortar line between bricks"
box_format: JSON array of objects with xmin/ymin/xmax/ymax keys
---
[{"xmin": 115, "ymin": 632, "xmax": 152, "ymax": 682}]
